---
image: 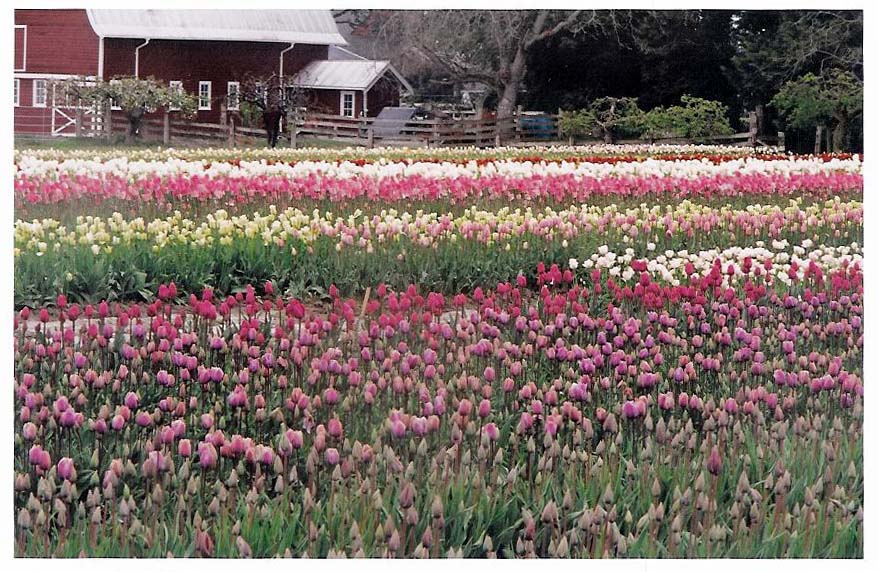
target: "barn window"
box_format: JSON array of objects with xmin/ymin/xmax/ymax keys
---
[
  {"xmin": 227, "ymin": 82, "xmax": 240, "ymax": 111},
  {"xmin": 198, "ymin": 81, "xmax": 212, "ymax": 110},
  {"xmin": 340, "ymin": 91, "xmax": 355, "ymax": 117},
  {"xmin": 168, "ymin": 81, "xmax": 183, "ymax": 111},
  {"xmin": 33, "ymin": 79, "xmax": 47, "ymax": 107},
  {"xmin": 14, "ymin": 79, "xmax": 20, "ymax": 107}
]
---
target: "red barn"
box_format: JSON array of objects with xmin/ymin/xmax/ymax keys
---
[{"xmin": 13, "ymin": 9, "xmax": 413, "ymax": 136}]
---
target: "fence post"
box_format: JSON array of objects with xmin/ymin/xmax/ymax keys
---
[
  {"xmin": 163, "ymin": 111, "xmax": 171, "ymax": 146},
  {"xmin": 104, "ymin": 103, "xmax": 113, "ymax": 141},
  {"xmin": 228, "ymin": 115, "xmax": 235, "ymax": 148},
  {"xmin": 290, "ymin": 113, "xmax": 298, "ymax": 149},
  {"xmin": 748, "ymin": 111, "xmax": 758, "ymax": 147},
  {"xmin": 494, "ymin": 119, "xmax": 501, "ymax": 148},
  {"xmin": 431, "ymin": 122, "xmax": 438, "ymax": 147},
  {"xmin": 778, "ymin": 131, "xmax": 785, "ymax": 152},
  {"xmin": 75, "ymin": 107, "xmax": 84, "ymax": 138},
  {"xmin": 557, "ymin": 108, "xmax": 564, "ymax": 144},
  {"xmin": 367, "ymin": 126, "xmax": 374, "ymax": 148},
  {"xmin": 359, "ymin": 114, "xmax": 367, "ymax": 146}
]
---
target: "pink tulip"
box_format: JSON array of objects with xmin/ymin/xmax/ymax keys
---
[{"xmin": 324, "ymin": 448, "xmax": 340, "ymax": 466}]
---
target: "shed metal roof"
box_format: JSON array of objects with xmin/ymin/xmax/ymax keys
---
[
  {"xmin": 86, "ymin": 9, "xmax": 346, "ymax": 45},
  {"xmin": 290, "ymin": 60, "xmax": 413, "ymax": 93}
]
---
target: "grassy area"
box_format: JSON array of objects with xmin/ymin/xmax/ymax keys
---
[{"xmin": 15, "ymin": 135, "xmax": 370, "ymax": 152}]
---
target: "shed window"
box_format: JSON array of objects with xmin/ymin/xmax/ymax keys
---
[
  {"xmin": 340, "ymin": 91, "xmax": 355, "ymax": 118},
  {"xmin": 33, "ymin": 79, "xmax": 47, "ymax": 108},
  {"xmin": 198, "ymin": 81, "xmax": 212, "ymax": 110},
  {"xmin": 169, "ymin": 81, "xmax": 183, "ymax": 111},
  {"xmin": 14, "ymin": 79, "xmax": 20, "ymax": 107},
  {"xmin": 227, "ymin": 81, "xmax": 240, "ymax": 111}
]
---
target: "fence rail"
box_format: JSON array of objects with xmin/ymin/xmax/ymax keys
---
[{"xmin": 22, "ymin": 106, "xmax": 783, "ymax": 150}]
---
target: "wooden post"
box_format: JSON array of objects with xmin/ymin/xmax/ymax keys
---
[
  {"xmin": 431, "ymin": 122, "xmax": 439, "ymax": 147},
  {"xmin": 289, "ymin": 113, "xmax": 298, "ymax": 149},
  {"xmin": 557, "ymin": 108, "xmax": 564, "ymax": 144},
  {"xmin": 748, "ymin": 111, "xmax": 758, "ymax": 147},
  {"xmin": 228, "ymin": 115, "xmax": 235, "ymax": 148},
  {"xmin": 778, "ymin": 131, "xmax": 785, "ymax": 152},
  {"xmin": 104, "ymin": 103, "xmax": 113, "ymax": 141},
  {"xmin": 75, "ymin": 108, "xmax": 84, "ymax": 138},
  {"xmin": 367, "ymin": 126, "xmax": 374, "ymax": 149},
  {"xmin": 814, "ymin": 125, "xmax": 823, "ymax": 154},
  {"xmin": 163, "ymin": 111, "xmax": 171, "ymax": 146},
  {"xmin": 360, "ymin": 114, "xmax": 368, "ymax": 146},
  {"xmin": 494, "ymin": 119, "xmax": 501, "ymax": 148}
]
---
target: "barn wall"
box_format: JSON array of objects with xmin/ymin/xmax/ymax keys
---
[
  {"xmin": 365, "ymin": 75, "xmax": 401, "ymax": 117},
  {"xmin": 14, "ymin": 9, "xmax": 99, "ymax": 75},
  {"xmin": 103, "ymin": 39, "xmax": 330, "ymax": 123},
  {"xmin": 14, "ymin": 107, "xmax": 53, "ymax": 135},
  {"xmin": 282, "ymin": 44, "xmax": 329, "ymax": 77},
  {"xmin": 14, "ymin": 78, "xmax": 51, "ymax": 135},
  {"xmin": 309, "ymin": 89, "xmax": 365, "ymax": 117}
]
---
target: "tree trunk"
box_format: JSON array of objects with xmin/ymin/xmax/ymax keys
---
[
  {"xmin": 814, "ymin": 124, "xmax": 823, "ymax": 155},
  {"xmin": 496, "ymin": 47, "xmax": 527, "ymax": 119},
  {"xmin": 832, "ymin": 114, "xmax": 848, "ymax": 152},
  {"xmin": 602, "ymin": 129, "xmax": 614, "ymax": 144},
  {"xmin": 126, "ymin": 121, "xmax": 137, "ymax": 144},
  {"xmin": 127, "ymin": 110, "xmax": 143, "ymax": 145}
]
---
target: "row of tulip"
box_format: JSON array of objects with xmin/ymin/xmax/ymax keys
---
[
  {"xmin": 13, "ymin": 267, "xmax": 863, "ymax": 557},
  {"xmin": 14, "ymin": 198, "xmax": 862, "ymax": 306},
  {"xmin": 568, "ymin": 240, "xmax": 862, "ymax": 288},
  {"xmin": 14, "ymin": 158, "xmax": 861, "ymax": 210},
  {"xmin": 15, "ymin": 198, "xmax": 862, "ymax": 254},
  {"xmin": 16, "ymin": 154, "xmax": 861, "ymax": 180},
  {"xmin": 14, "ymin": 143, "xmax": 786, "ymax": 164}
]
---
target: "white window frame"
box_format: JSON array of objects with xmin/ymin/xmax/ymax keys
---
[
  {"xmin": 227, "ymin": 81, "xmax": 240, "ymax": 111},
  {"xmin": 14, "ymin": 25, "xmax": 27, "ymax": 72},
  {"xmin": 32, "ymin": 79, "xmax": 47, "ymax": 108},
  {"xmin": 198, "ymin": 81, "xmax": 212, "ymax": 110},
  {"xmin": 168, "ymin": 80, "xmax": 183, "ymax": 111},
  {"xmin": 340, "ymin": 90, "xmax": 355, "ymax": 118},
  {"xmin": 254, "ymin": 82, "xmax": 266, "ymax": 106},
  {"xmin": 14, "ymin": 79, "xmax": 20, "ymax": 107},
  {"xmin": 109, "ymin": 79, "xmax": 121, "ymax": 110}
]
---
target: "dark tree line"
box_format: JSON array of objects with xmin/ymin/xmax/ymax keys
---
[{"xmin": 340, "ymin": 10, "xmax": 862, "ymax": 152}]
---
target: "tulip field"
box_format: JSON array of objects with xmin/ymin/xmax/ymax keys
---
[{"xmin": 13, "ymin": 144, "xmax": 863, "ymax": 558}]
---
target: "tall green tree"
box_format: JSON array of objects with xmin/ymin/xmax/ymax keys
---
[
  {"xmin": 771, "ymin": 70, "xmax": 862, "ymax": 152},
  {"xmin": 732, "ymin": 10, "xmax": 862, "ymax": 108}
]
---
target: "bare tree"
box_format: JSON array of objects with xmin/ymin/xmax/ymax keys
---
[
  {"xmin": 239, "ymin": 73, "xmax": 312, "ymax": 147},
  {"xmin": 365, "ymin": 10, "xmax": 612, "ymax": 118}
]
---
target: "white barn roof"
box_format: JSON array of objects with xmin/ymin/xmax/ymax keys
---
[
  {"xmin": 290, "ymin": 60, "xmax": 413, "ymax": 93},
  {"xmin": 86, "ymin": 9, "xmax": 347, "ymax": 45}
]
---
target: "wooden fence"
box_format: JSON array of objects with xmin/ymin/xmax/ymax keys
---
[{"xmin": 33, "ymin": 106, "xmax": 783, "ymax": 150}]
